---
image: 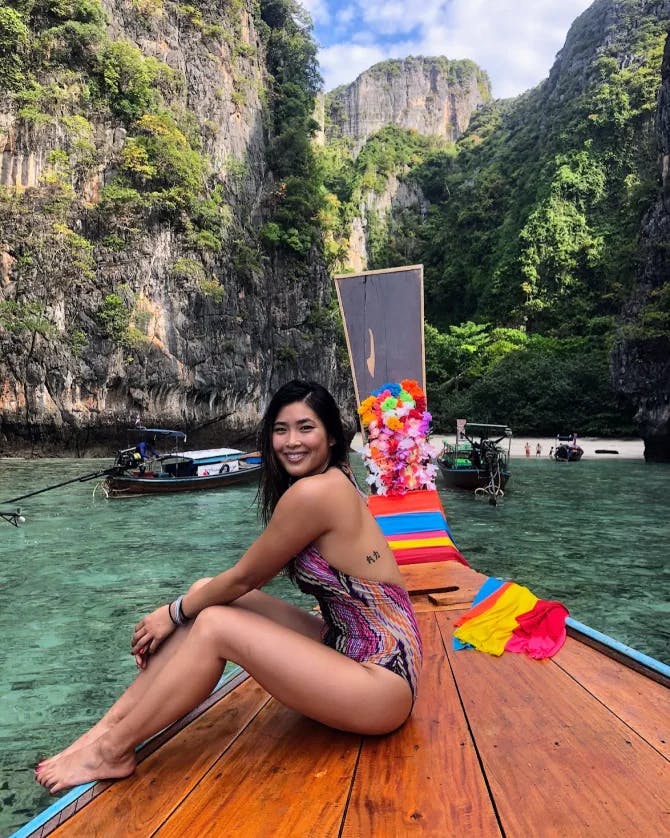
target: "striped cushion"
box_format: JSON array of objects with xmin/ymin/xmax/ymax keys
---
[{"xmin": 368, "ymin": 489, "xmax": 468, "ymax": 567}]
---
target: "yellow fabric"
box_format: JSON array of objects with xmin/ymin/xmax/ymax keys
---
[
  {"xmin": 388, "ymin": 537, "xmax": 454, "ymax": 549},
  {"xmin": 453, "ymin": 584, "xmax": 539, "ymax": 656}
]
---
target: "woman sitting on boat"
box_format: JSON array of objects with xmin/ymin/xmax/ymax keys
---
[{"xmin": 35, "ymin": 380, "xmax": 423, "ymax": 793}]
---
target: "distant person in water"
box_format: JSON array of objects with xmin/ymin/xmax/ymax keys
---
[
  {"xmin": 35, "ymin": 380, "xmax": 423, "ymax": 793},
  {"xmin": 525, "ymin": 442, "xmax": 531, "ymax": 457},
  {"xmin": 548, "ymin": 446, "xmax": 554, "ymax": 458},
  {"xmin": 536, "ymin": 443, "xmax": 542, "ymax": 457}
]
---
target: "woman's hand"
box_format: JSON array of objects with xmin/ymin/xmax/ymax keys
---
[{"xmin": 131, "ymin": 604, "xmax": 176, "ymax": 668}]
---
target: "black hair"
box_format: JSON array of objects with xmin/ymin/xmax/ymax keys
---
[{"xmin": 257, "ymin": 380, "xmax": 349, "ymax": 525}]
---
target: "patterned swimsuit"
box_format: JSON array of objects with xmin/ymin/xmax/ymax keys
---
[{"xmin": 292, "ymin": 545, "xmax": 423, "ymax": 701}]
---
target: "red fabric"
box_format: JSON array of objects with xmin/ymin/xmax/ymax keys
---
[
  {"xmin": 394, "ymin": 545, "xmax": 468, "ymax": 566},
  {"xmin": 367, "ymin": 489, "xmax": 444, "ymax": 516},
  {"xmin": 367, "ymin": 489, "xmax": 468, "ymax": 566},
  {"xmin": 504, "ymin": 599, "xmax": 569, "ymax": 659}
]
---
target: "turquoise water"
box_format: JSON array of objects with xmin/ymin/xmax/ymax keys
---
[{"xmin": 0, "ymin": 455, "xmax": 668, "ymax": 835}]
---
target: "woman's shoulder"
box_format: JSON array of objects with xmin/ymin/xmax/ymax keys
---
[{"xmin": 285, "ymin": 467, "xmax": 359, "ymax": 506}]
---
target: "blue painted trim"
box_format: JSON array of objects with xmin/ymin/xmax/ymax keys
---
[
  {"xmin": 567, "ymin": 617, "xmax": 670, "ymax": 679},
  {"xmin": 9, "ymin": 784, "xmax": 96, "ymax": 838},
  {"xmin": 10, "ymin": 665, "xmax": 243, "ymax": 838}
]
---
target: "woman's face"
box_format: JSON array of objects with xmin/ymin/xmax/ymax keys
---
[{"xmin": 272, "ymin": 400, "xmax": 333, "ymax": 480}]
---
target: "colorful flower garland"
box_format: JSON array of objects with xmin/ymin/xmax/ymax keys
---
[{"xmin": 357, "ymin": 380, "xmax": 438, "ymax": 496}]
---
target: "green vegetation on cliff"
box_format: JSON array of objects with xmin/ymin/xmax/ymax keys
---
[
  {"xmin": 0, "ymin": 0, "xmax": 326, "ymax": 361},
  {"xmin": 320, "ymin": 0, "xmax": 666, "ymax": 435}
]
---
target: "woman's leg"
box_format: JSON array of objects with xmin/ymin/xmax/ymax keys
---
[
  {"xmin": 36, "ymin": 605, "xmax": 411, "ymax": 792},
  {"xmin": 39, "ymin": 587, "xmax": 323, "ymax": 765},
  {"xmin": 38, "ymin": 622, "xmax": 195, "ymax": 766}
]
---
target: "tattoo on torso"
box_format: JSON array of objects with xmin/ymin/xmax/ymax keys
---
[{"xmin": 365, "ymin": 550, "xmax": 381, "ymax": 564}]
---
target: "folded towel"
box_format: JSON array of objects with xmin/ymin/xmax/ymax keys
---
[
  {"xmin": 454, "ymin": 577, "xmax": 569, "ymax": 659},
  {"xmin": 505, "ymin": 600, "xmax": 569, "ymax": 658}
]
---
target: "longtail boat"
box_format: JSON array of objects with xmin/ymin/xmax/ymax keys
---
[
  {"xmin": 100, "ymin": 428, "xmax": 262, "ymax": 497},
  {"xmin": 437, "ymin": 421, "xmax": 512, "ymax": 500},
  {"xmin": 13, "ymin": 266, "xmax": 669, "ymax": 837}
]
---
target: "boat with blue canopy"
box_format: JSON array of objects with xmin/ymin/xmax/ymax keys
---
[{"xmin": 100, "ymin": 426, "xmax": 262, "ymax": 497}]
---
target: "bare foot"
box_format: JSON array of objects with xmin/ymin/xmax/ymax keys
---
[
  {"xmin": 35, "ymin": 737, "xmax": 136, "ymax": 793},
  {"xmin": 36, "ymin": 718, "xmax": 116, "ymax": 771}
]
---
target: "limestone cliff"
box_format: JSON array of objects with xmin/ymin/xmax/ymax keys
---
[
  {"xmin": 0, "ymin": 0, "xmax": 345, "ymax": 455},
  {"xmin": 326, "ymin": 56, "xmax": 490, "ymax": 155},
  {"xmin": 323, "ymin": 54, "xmax": 488, "ymax": 274},
  {"xmin": 611, "ymin": 27, "xmax": 670, "ymax": 462},
  {"xmin": 343, "ymin": 171, "xmax": 428, "ymax": 274}
]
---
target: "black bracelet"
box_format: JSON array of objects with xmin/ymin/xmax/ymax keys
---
[
  {"xmin": 178, "ymin": 597, "xmax": 191, "ymax": 623},
  {"xmin": 170, "ymin": 595, "xmax": 191, "ymax": 626}
]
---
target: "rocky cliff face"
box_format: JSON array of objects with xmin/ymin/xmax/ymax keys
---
[
  {"xmin": 611, "ymin": 25, "xmax": 670, "ymax": 462},
  {"xmin": 0, "ymin": 0, "xmax": 345, "ymax": 456},
  {"xmin": 326, "ymin": 56, "xmax": 490, "ymax": 154},
  {"xmin": 343, "ymin": 171, "xmax": 428, "ymax": 274}
]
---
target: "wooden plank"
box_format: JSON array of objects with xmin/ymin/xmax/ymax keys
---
[
  {"xmin": 436, "ymin": 611, "xmax": 670, "ymax": 835},
  {"xmin": 428, "ymin": 589, "xmax": 477, "ymax": 606},
  {"xmin": 50, "ymin": 678, "xmax": 271, "ymax": 837},
  {"xmin": 554, "ymin": 638, "xmax": 670, "ymax": 758},
  {"xmin": 399, "ymin": 560, "xmax": 487, "ymax": 596},
  {"xmin": 341, "ymin": 612, "xmax": 501, "ymax": 837},
  {"xmin": 154, "ymin": 702, "xmax": 361, "ymax": 837},
  {"xmin": 566, "ymin": 624, "xmax": 670, "ymax": 688},
  {"xmin": 410, "ymin": 596, "xmax": 465, "ymax": 613}
]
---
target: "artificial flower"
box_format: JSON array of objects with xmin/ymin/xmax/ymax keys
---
[{"xmin": 358, "ymin": 380, "xmax": 438, "ymax": 496}]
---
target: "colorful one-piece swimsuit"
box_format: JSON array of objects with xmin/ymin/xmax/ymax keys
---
[{"xmin": 292, "ymin": 545, "xmax": 423, "ymax": 701}]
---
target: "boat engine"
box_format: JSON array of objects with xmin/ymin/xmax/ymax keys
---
[{"xmin": 114, "ymin": 447, "xmax": 142, "ymax": 471}]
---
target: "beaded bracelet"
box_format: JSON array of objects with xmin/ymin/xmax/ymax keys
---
[{"xmin": 168, "ymin": 599, "xmax": 179, "ymax": 626}]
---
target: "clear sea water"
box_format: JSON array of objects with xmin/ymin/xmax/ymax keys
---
[{"xmin": 0, "ymin": 454, "xmax": 668, "ymax": 835}]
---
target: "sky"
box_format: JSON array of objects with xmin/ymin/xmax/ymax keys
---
[{"xmin": 301, "ymin": 0, "xmax": 595, "ymax": 98}]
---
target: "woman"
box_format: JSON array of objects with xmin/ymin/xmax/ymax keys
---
[{"xmin": 36, "ymin": 380, "xmax": 423, "ymax": 793}]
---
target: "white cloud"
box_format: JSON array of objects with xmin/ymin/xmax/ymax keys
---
[
  {"xmin": 319, "ymin": 43, "xmax": 394, "ymax": 89},
  {"xmin": 312, "ymin": 0, "xmax": 595, "ymax": 98},
  {"xmin": 300, "ymin": 0, "xmax": 332, "ymax": 26},
  {"xmin": 335, "ymin": 5, "xmax": 357, "ymax": 27}
]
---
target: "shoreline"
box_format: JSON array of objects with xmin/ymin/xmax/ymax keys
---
[{"xmin": 351, "ymin": 434, "xmax": 645, "ymax": 460}]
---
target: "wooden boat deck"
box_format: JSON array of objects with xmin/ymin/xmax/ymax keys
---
[{"xmin": 31, "ymin": 561, "xmax": 669, "ymax": 837}]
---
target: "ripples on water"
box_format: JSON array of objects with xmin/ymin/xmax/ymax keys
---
[{"xmin": 0, "ymin": 455, "xmax": 668, "ymax": 834}]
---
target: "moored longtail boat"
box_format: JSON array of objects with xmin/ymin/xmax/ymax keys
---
[
  {"xmin": 100, "ymin": 428, "xmax": 262, "ymax": 497},
  {"xmin": 14, "ymin": 266, "xmax": 669, "ymax": 837}
]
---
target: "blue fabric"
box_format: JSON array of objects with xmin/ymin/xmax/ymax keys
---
[{"xmin": 376, "ymin": 511, "xmax": 447, "ymax": 536}]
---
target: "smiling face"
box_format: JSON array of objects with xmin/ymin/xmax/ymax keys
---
[{"xmin": 272, "ymin": 400, "xmax": 333, "ymax": 480}]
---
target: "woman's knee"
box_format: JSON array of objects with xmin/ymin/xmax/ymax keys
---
[{"xmin": 189, "ymin": 605, "xmax": 238, "ymax": 655}]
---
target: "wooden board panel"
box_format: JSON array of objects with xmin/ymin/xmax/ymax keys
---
[
  {"xmin": 554, "ymin": 637, "xmax": 670, "ymax": 758},
  {"xmin": 399, "ymin": 560, "xmax": 486, "ymax": 596},
  {"xmin": 154, "ymin": 702, "xmax": 361, "ymax": 837},
  {"xmin": 341, "ymin": 612, "xmax": 501, "ymax": 837},
  {"xmin": 334, "ymin": 265, "xmax": 425, "ymax": 405},
  {"xmin": 50, "ymin": 679, "xmax": 270, "ymax": 837},
  {"xmin": 436, "ymin": 611, "xmax": 670, "ymax": 835}
]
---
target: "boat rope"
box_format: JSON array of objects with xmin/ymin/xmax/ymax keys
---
[
  {"xmin": 474, "ymin": 439, "xmax": 506, "ymax": 506},
  {"xmin": 0, "ymin": 509, "xmax": 25, "ymax": 527},
  {"xmin": 0, "ymin": 465, "xmax": 120, "ymax": 522}
]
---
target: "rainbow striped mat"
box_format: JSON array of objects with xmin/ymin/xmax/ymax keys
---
[{"xmin": 368, "ymin": 489, "xmax": 468, "ymax": 566}]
